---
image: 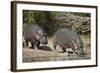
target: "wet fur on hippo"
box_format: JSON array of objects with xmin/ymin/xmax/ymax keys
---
[
  {"xmin": 24, "ymin": 24, "xmax": 48, "ymax": 49},
  {"xmin": 53, "ymin": 29, "xmax": 85, "ymax": 56}
]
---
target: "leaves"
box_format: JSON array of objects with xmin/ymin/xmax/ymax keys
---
[{"xmin": 23, "ymin": 10, "xmax": 91, "ymax": 36}]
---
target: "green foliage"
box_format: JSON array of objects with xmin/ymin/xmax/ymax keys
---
[
  {"xmin": 23, "ymin": 10, "xmax": 91, "ymax": 36},
  {"xmin": 23, "ymin": 10, "xmax": 35, "ymax": 24},
  {"xmin": 71, "ymin": 12, "xmax": 91, "ymax": 17},
  {"xmin": 23, "ymin": 10, "xmax": 57, "ymax": 36}
]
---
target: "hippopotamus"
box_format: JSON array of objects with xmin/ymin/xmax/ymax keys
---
[
  {"xmin": 24, "ymin": 24, "xmax": 48, "ymax": 49},
  {"xmin": 53, "ymin": 28, "xmax": 85, "ymax": 56}
]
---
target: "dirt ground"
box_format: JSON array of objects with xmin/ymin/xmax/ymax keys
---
[{"xmin": 23, "ymin": 35, "xmax": 91, "ymax": 62}]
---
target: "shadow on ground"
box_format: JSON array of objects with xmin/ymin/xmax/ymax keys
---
[{"xmin": 38, "ymin": 46, "xmax": 52, "ymax": 51}]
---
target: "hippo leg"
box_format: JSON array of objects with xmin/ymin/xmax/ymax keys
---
[
  {"xmin": 72, "ymin": 48, "xmax": 78, "ymax": 55},
  {"xmin": 36, "ymin": 42, "xmax": 40, "ymax": 49},
  {"xmin": 62, "ymin": 48, "xmax": 66, "ymax": 53},
  {"xmin": 23, "ymin": 43, "xmax": 25, "ymax": 47},
  {"xmin": 25, "ymin": 40, "xmax": 28, "ymax": 47},
  {"xmin": 53, "ymin": 44, "xmax": 57, "ymax": 51},
  {"xmin": 30, "ymin": 39, "xmax": 36, "ymax": 49},
  {"xmin": 30, "ymin": 42, "xmax": 35, "ymax": 49},
  {"xmin": 53, "ymin": 41, "xmax": 57, "ymax": 51}
]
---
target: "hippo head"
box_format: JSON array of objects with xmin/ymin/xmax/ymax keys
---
[{"xmin": 35, "ymin": 30, "xmax": 48, "ymax": 45}]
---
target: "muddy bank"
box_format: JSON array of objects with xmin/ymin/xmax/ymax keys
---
[
  {"xmin": 23, "ymin": 37, "xmax": 91, "ymax": 62},
  {"xmin": 23, "ymin": 48, "xmax": 90, "ymax": 62},
  {"xmin": 23, "ymin": 35, "xmax": 91, "ymax": 62}
]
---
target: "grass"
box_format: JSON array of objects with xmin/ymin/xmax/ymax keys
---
[{"xmin": 80, "ymin": 34, "xmax": 91, "ymax": 54}]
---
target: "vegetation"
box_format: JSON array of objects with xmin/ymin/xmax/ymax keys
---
[{"xmin": 23, "ymin": 10, "xmax": 91, "ymax": 36}]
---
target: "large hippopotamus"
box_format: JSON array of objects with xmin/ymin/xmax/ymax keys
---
[
  {"xmin": 53, "ymin": 28, "xmax": 85, "ymax": 56},
  {"xmin": 24, "ymin": 24, "xmax": 48, "ymax": 49}
]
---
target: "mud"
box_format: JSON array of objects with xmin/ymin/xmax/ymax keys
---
[{"xmin": 23, "ymin": 37, "xmax": 91, "ymax": 62}]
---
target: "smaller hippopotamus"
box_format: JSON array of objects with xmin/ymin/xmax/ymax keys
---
[
  {"xmin": 24, "ymin": 24, "xmax": 48, "ymax": 49},
  {"xmin": 53, "ymin": 28, "xmax": 85, "ymax": 56}
]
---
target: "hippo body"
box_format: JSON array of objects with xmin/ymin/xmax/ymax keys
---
[
  {"xmin": 24, "ymin": 24, "xmax": 48, "ymax": 49},
  {"xmin": 53, "ymin": 29, "xmax": 84, "ymax": 55}
]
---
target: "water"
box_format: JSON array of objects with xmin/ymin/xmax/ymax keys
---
[{"xmin": 23, "ymin": 56, "xmax": 90, "ymax": 62}]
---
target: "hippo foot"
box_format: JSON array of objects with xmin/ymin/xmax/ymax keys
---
[
  {"xmin": 62, "ymin": 48, "xmax": 66, "ymax": 53},
  {"xmin": 68, "ymin": 51, "xmax": 73, "ymax": 54},
  {"xmin": 30, "ymin": 46, "xmax": 35, "ymax": 49},
  {"xmin": 62, "ymin": 51, "xmax": 66, "ymax": 53}
]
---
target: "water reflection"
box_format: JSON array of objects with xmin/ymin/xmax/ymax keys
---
[{"xmin": 23, "ymin": 55, "xmax": 90, "ymax": 62}]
